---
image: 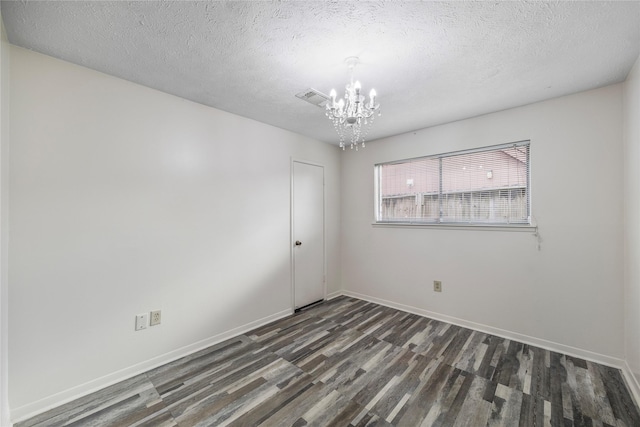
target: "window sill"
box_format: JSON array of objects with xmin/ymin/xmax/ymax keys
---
[{"xmin": 372, "ymin": 222, "xmax": 537, "ymax": 232}]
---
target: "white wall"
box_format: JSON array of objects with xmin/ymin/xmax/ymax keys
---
[
  {"xmin": 341, "ymin": 84, "xmax": 624, "ymax": 361},
  {"xmin": 0, "ymin": 11, "xmax": 10, "ymax": 427},
  {"xmin": 8, "ymin": 46, "xmax": 341, "ymax": 419},
  {"xmin": 6, "ymin": 35, "xmax": 637, "ymax": 423},
  {"xmin": 624, "ymin": 55, "xmax": 640, "ymax": 389}
]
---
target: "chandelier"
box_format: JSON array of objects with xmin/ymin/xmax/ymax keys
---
[{"xmin": 325, "ymin": 57, "xmax": 380, "ymax": 150}]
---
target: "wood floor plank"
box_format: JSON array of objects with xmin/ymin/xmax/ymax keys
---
[
  {"xmin": 529, "ymin": 346, "xmax": 550, "ymax": 400},
  {"xmin": 323, "ymin": 399, "xmax": 368, "ymax": 427},
  {"xmin": 595, "ymin": 363, "xmax": 640, "ymax": 426},
  {"xmin": 157, "ymin": 349, "xmax": 281, "ymax": 409},
  {"xmin": 395, "ymin": 361, "xmax": 457, "ymax": 426},
  {"xmin": 226, "ymin": 373, "xmax": 315, "ymax": 426},
  {"xmin": 487, "ymin": 383, "xmax": 523, "ymax": 427},
  {"xmin": 550, "ymin": 352, "xmax": 567, "ymax": 427},
  {"xmin": 258, "ymin": 382, "xmax": 337, "ymax": 427},
  {"xmin": 16, "ymin": 296, "xmax": 640, "ymax": 427},
  {"xmin": 451, "ymin": 375, "xmax": 493, "ymax": 427},
  {"xmin": 15, "ymin": 374, "xmax": 160, "ymax": 427},
  {"xmin": 518, "ymin": 393, "xmax": 546, "ymax": 427}
]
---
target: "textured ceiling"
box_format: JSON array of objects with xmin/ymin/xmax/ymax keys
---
[{"xmin": 2, "ymin": 1, "xmax": 639, "ymax": 145}]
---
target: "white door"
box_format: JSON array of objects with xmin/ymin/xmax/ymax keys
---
[{"xmin": 292, "ymin": 161, "xmax": 325, "ymax": 310}]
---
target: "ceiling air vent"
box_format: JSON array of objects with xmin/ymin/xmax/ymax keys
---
[{"xmin": 295, "ymin": 88, "xmax": 330, "ymax": 108}]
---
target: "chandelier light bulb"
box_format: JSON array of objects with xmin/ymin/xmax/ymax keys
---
[{"xmin": 354, "ymin": 81, "xmax": 361, "ymax": 95}]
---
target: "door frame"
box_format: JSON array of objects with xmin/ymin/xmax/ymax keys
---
[{"xmin": 290, "ymin": 158, "xmax": 327, "ymax": 312}]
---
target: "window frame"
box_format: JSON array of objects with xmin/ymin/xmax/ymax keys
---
[{"xmin": 374, "ymin": 140, "xmax": 532, "ymax": 229}]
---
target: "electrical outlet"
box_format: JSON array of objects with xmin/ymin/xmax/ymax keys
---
[
  {"xmin": 433, "ymin": 280, "xmax": 442, "ymax": 292},
  {"xmin": 150, "ymin": 310, "xmax": 161, "ymax": 326},
  {"xmin": 135, "ymin": 313, "xmax": 148, "ymax": 331}
]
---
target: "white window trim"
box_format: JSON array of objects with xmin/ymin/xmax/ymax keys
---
[{"xmin": 372, "ymin": 222, "xmax": 537, "ymax": 232}]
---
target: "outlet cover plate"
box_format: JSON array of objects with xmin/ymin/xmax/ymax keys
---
[
  {"xmin": 150, "ymin": 310, "xmax": 161, "ymax": 326},
  {"xmin": 434, "ymin": 281, "xmax": 442, "ymax": 292}
]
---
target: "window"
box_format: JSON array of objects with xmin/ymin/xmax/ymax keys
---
[{"xmin": 375, "ymin": 141, "xmax": 530, "ymax": 225}]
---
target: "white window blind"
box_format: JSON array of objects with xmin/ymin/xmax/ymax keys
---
[{"xmin": 376, "ymin": 141, "xmax": 530, "ymax": 225}]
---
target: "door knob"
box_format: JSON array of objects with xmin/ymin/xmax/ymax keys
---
[{"xmin": 295, "ymin": 240, "xmax": 302, "ymax": 246}]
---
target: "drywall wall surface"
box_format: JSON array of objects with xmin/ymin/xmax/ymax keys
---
[
  {"xmin": 624, "ymin": 54, "xmax": 640, "ymax": 385},
  {"xmin": 8, "ymin": 46, "xmax": 341, "ymax": 416},
  {"xmin": 341, "ymin": 84, "xmax": 624, "ymax": 360},
  {"xmin": 0, "ymin": 11, "xmax": 10, "ymax": 427}
]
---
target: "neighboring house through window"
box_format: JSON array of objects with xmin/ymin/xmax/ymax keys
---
[{"xmin": 375, "ymin": 141, "xmax": 530, "ymax": 225}]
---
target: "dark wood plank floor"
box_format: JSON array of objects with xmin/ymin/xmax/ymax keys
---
[{"xmin": 16, "ymin": 296, "xmax": 640, "ymax": 426}]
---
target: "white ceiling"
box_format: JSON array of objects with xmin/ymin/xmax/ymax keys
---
[{"xmin": 2, "ymin": 1, "xmax": 639, "ymax": 145}]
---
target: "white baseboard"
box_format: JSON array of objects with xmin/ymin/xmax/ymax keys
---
[
  {"xmin": 326, "ymin": 290, "xmax": 342, "ymax": 300},
  {"xmin": 622, "ymin": 361, "xmax": 640, "ymax": 408},
  {"xmin": 341, "ymin": 290, "xmax": 627, "ymax": 370},
  {"xmin": 11, "ymin": 308, "xmax": 292, "ymax": 424}
]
